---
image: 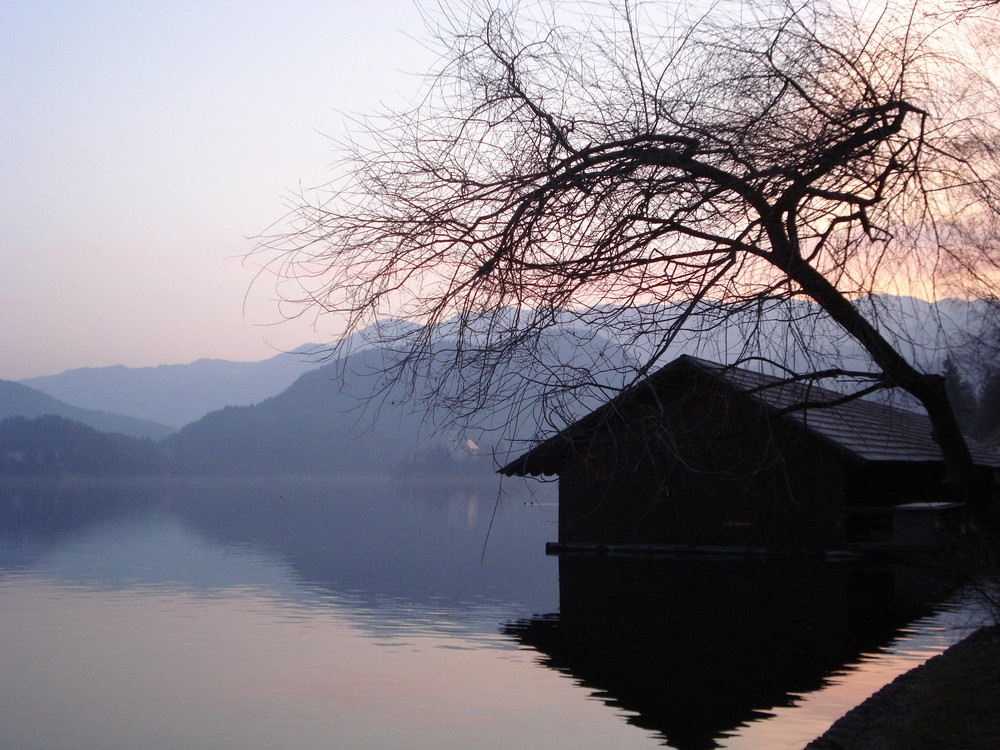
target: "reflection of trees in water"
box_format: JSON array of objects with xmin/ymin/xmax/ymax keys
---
[
  {"xmin": 505, "ymin": 556, "xmax": 950, "ymax": 750},
  {"xmin": 0, "ymin": 477, "xmax": 170, "ymax": 536}
]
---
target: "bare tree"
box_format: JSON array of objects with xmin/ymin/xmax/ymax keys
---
[{"xmin": 258, "ymin": 1, "xmax": 1000, "ymax": 507}]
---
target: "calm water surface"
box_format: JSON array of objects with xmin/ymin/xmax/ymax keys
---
[{"xmin": 0, "ymin": 477, "xmax": 984, "ymax": 750}]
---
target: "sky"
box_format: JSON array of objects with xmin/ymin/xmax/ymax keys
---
[{"xmin": 0, "ymin": 0, "xmax": 435, "ymax": 380}]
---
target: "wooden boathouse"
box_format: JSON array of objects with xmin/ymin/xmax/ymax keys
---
[{"xmin": 500, "ymin": 355, "xmax": 1000, "ymax": 554}]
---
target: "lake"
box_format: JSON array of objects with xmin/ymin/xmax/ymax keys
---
[{"xmin": 0, "ymin": 477, "xmax": 985, "ymax": 750}]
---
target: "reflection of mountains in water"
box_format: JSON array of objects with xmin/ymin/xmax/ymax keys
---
[
  {"xmin": 0, "ymin": 476, "xmax": 560, "ymax": 619},
  {"xmin": 505, "ymin": 555, "xmax": 951, "ymax": 750}
]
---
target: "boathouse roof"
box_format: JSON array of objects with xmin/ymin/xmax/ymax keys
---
[{"xmin": 499, "ymin": 354, "xmax": 1000, "ymax": 476}]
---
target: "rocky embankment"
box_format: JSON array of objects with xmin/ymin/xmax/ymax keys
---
[{"xmin": 805, "ymin": 625, "xmax": 1000, "ymax": 749}]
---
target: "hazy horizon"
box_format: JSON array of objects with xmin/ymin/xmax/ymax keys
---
[{"xmin": 11, "ymin": 340, "xmax": 320, "ymax": 382}]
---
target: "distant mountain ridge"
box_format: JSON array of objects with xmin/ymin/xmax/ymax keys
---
[
  {"xmin": 0, "ymin": 380, "xmax": 173, "ymax": 440},
  {"xmin": 19, "ymin": 297, "xmax": 996, "ymax": 432},
  {"xmin": 21, "ymin": 346, "xmax": 326, "ymax": 428}
]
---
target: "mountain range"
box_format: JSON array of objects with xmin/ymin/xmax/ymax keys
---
[
  {"xmin": 3, "ymin": 295, "xmax": 997, "ymax": 476},
  {"xmin": 20, "ymin": 345, "xmax": 325, "ymax": 428}
]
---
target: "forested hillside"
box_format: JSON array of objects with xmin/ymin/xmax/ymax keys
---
[{"xmin": 0, "ymin": 415, "xmax": 163, "ymax": 477}]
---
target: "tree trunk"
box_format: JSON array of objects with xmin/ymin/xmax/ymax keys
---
[{"xmin": 785, "ymin": 260, "xmax": 996, "ymax": 523}]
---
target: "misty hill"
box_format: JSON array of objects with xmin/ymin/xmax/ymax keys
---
[
  {"xmin": 0, "ymin": 380, "xmax": 174, "ymax": 440},
  {"xmin": 0, "ymin": 415, "xmax": 163, "ymax": 477},
  {"xmin": 163, "ymin": 355, "xmax": 445, "ymax": 475},
  {"xmin": 21, "ymin": 346, "xmax": 325, "ymax": 428},
  {"xmin": 164, "ymin": 330, "xmax": 629, "ymax": 476}
]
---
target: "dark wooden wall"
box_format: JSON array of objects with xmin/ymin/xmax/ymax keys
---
[{"xmin": 556, "ymin": 367, "xmax": 848, "ymax": 549}]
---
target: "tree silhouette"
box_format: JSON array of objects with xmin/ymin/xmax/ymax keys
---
[{"xmin": 260, "ymin": 1, "xmax": 1000, "ymax": 506}]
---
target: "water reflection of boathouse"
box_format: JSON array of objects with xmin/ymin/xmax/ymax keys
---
[
  {"xmin": 501, "ymin": 355, "xmax": 999, "ymax": 554},
  {"xmin": 505, "ymin": 555, "xmax": 949, "ymax": 750}
]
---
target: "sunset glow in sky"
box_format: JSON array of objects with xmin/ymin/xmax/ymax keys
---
[{"xmin": 1, "ymin": 0, "xmax": 432, "ymax": 380}]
